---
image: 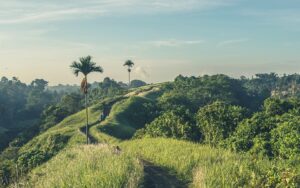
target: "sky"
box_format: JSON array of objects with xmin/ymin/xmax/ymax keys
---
[{"xmin": 0, "ymin": 0, "xmax": 300, "ymax": 85}]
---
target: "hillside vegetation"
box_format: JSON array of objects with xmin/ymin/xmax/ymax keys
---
[
  {"xmin": 0, "ymin": 103, "xmax": 104, "ymax": 186},
  {"xmin": 2, "ymin": 74, "xmax": 300, "ymax": 187}
]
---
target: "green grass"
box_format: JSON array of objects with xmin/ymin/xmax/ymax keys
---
[
  {"xmin": 90, "ymin": 126, "xmax": 121, "ymax": 144},
  {"xmin": 25, "ymin": 145, "xmax": 143, "ymax": 188},
  {"xmin": 120, "ymin": 138, "xmax": 299, "ymax": 187},
  {"xmin": 16, "ymin": 104, "xmax": 103, "ymax": 173},
  {"xmin": 89, "ymin": 85, "xmax": 164, "ymax": 142},
  {"xmin": 92, "ymin": 96, "xmax": 157, "ymax": 140}
]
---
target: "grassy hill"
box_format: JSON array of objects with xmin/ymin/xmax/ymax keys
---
[
  {"xmin": 15, "ymin": 101, "xmax": 105, "ymax": 173},
  {"xmin": 8, "ymin": 84, "xmax": 299, "ymax": 188},
  {"xmin": 89, "ymin": 85, "xmax": 164, "ymax": 142},
  {"xmin": 92, "ymin": 97, "xmax": 156, "ymax": 140}
]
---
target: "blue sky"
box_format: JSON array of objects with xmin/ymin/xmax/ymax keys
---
[{"xmin": 0, "ymin": 0, "xmax": 299, "ymax": 85}]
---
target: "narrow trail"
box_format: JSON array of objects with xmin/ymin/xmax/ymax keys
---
[
  {"xmin": 78, "ymin": 123, "xmax": 99, "ymax": 144},
  {"xmin": 141, "ymin": 160, "xmax": 187, "ymax": 188},
  {"xmin": 82, "ymin": 95, "xmax": 187, "ymax": 188},
  {"xmin": 78, "ymin": 96, "xmax": 127, "ymax": 144}
]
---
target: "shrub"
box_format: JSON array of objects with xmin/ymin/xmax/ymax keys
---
[
  {"xmin": 271, "ymin": 115, "xmax": 300, "ymax": 159},
  {"xmin": 196, "ymin": 101, "xmax": 246, "ymax": 146},
  {"xmin": 138, "ymin": 111, "xmax": 193, "ymax": 140}
]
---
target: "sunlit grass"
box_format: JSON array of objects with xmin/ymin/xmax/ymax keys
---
[
  {"xmin": 19, "ymin": 106, "xmax": 101, "ymax": 154},
  {"xmin": 120, "ymin": 138, "xmax": 295, "ymax": 187},
  {"xmin": 26, "ymin": 145, "xmax": 143, "ymax": 188}
]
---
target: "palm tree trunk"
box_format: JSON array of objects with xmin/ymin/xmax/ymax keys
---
[
  {"xmin": 128, "ymin": 71, "xmax": 131, "ymax": 87},
  {"xmin": 85, "ymin": 76, "xmax": 89, "ymax": 145}
]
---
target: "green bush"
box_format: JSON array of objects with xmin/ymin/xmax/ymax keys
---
[
  {"xmin": 137, "ymin": 111, "xmax": 193, "ymax": 139},
  {"xmin": 196, "ymin": 101, "xmax": 246, "ymax": 146},
  {"xmin": 228, "ymin": 98, "xmax": 300, "ymax": 159},
  {"xmin": 17, "ymin": 133, "xmax": 70, "ymax": 172},
  {"xmin": 271, "ymin": 114, "xmax": 300, "ymax": 159}
]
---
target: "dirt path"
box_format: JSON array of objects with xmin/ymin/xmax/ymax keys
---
[
  {"xmin": 85, "ymin": 96, "xmax": 187, "ymax": 188},
  {"xmin": 141, "ymin": 160, "xmax": 187, "ymax": 188},
  {"xmin": 78, "ymin": 122, "xmax": 99, "ymax": 144}
]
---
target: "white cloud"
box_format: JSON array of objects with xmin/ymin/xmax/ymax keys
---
[
  {"xmin": 0, "ymin": 8, "xmax": 106, "ymax": 24},
  {"xmin": 134, "ymin": 66, "xmax": 150, "ymax": 79},
  {"xmin": 0, "ymin": 0, "xmax": 236, "ymax": 24},
  {"xmin": 217, "ymin": 38, "xmax": 249, "ymax": 47},
  {"xmin": 148, "ymin": 39, "xmax": 205, "ymax": 47}
]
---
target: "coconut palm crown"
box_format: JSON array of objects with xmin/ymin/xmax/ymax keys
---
[
  {"xmin": 71, "ymin": 56, "xmax": 103, "ymax": 77},
  {"xmin": 123, "ymin": 60, "xmax": 134, "ymax": 86}
]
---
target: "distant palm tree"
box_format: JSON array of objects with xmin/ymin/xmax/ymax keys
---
[
  {"xmin": 70, "ymin": 56, "xmax": 103, "ymax": 144},
  {"xmin": 123, "ymin": 60, "xmax": 134, "ymax": 87}
]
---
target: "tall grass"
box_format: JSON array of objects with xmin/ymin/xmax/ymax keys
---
[
  {"xmin": 15, "ymin": 104, "xmax": 103, "ymax": 175},
  {"xmin": 19, "ymin": 107, "xmax": 100, "ymax": 154},
  {"xmin": 120, "ymin": 138, "xmax": 298, "ymax": 187},
  {"xmin": 25, "ymin": 145, "xmax": 143, "ymax": 188},
  {"xmin": 93, "ymin": 96, "xmax": 157, "ymax": 140}
]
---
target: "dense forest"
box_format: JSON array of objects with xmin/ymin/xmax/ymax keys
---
[{"xmin": 1, "ymin": 73, "xmax": 300, "ymax": 187}]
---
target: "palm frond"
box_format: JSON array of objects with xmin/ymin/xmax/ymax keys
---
[
  {"xmin": 124, "ymin": 60, "xmax": 134, "ymax": 68},
  {"xmin": 70, "ymin": 61, "xmax": 82, "ymax": 77},
  {"xmin": 93, "ymin": 66, "xmax": 104, "ymax": 73},
  {"xmin": 70, "ymin": 56, "xmax": 103, "ymax": 76}
]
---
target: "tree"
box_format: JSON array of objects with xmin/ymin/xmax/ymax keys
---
[
  {"xmin": 70, "ymin": 56, "xmax": 103, "ymax": 144},
  {"xmin": 271, "ymin": 114, "xmax": 300, "ymax": 159},
  {"xmin": 138, "ymin": 111, "xmax": 193, "ymax": 140},
  {"xmin": 227, "ymin": 98, "xmax": 300, "ymax": 158},
  {"xmin": 130, "ymin": 80, "xmax": 147, "ymax": 88},
  {"xmin": 196, "ymin": 101, "xmax": 246, "ymax": 146},
  {"xmin": 123, "ymin": 60, "xmax": 134, "ymax": 87},
  {"xmin": 31, "ymin": 79, "xmax": 48, "ymax": 91}
]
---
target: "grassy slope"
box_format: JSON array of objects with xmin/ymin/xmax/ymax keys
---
[
  {"xmin": 17, "ymin": 103, "xmax": 103, "ymax": 171},
  {"xmin": 17, "ymin": 94, "xmax": 150, "ymax": 188},
  {"xmin": 20, "ymin": 84, "xmax": 299, "ymax": 187},
  {"xmin": 88, "ymin": 85, "xmax": 299, "ymax": 187},
  {"xmin": 120, "ymin": 138, "xmax": 284, "ymax": 187},
  {"xmin": 90, "ymin": 84, "xmax": 164, "ymax": 142},
  {"xmin": 26, "ymin": 145, "xmax": 143, "ymax": 188},
  {"xmin": 19, "ymin": 85, "xmax": 164, "ymax": 187}
]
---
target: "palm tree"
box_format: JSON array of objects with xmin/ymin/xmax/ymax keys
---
[
  {"xmin": 70, "ymin": 56, "xmax": 103, "ymax": 144},
  {"xmin": 123, "ymin": 60, "xmax": 134, "ymax": 87}
]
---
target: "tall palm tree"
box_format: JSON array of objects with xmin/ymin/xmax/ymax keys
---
[
  {"xmin": 123, "ymin": 60, "xmax": 134, "ymax": 87},
  {"xmin": 70, "ymin": 56, "xmax": 103, "ymax": 144}
]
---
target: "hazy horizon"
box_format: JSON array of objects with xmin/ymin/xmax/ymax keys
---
[{"xmin": 1, "ymin": 0, "xmax": 300, "ymax": 85}]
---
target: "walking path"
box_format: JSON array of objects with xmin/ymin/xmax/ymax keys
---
[{"xmin": 80, "ymin": 96, "xmax": 187, "ymax": 188}]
